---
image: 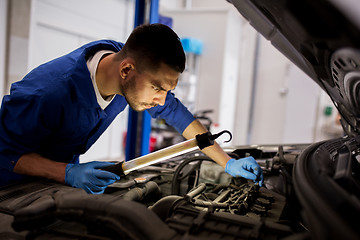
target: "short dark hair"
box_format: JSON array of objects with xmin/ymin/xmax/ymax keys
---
[{"xmin": 119, "ymin": 23, "xmax": 185, "ymax": 73}]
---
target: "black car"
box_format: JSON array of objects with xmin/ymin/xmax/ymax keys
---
[
  {"xmin": 229, "ymin": 0, "xmax": 360, "ymax": 239},
  {"xmin": 0, "ymin": 0, "xmax": 359, "ymax": 239}
]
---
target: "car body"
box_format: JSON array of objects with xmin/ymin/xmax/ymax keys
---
[{"xmin": 228, "ymin": 0, "xmax": 360, "ymax": 239}]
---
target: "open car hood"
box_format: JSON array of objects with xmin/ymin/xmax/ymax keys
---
[{"xmin": 228, "ymin": 0, "xmax": 360, "ymax": 136}]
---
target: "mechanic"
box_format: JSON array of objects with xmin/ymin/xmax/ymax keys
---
[{"xmin": 0, "ymin": 24, "xmax": 263, "ymax": 194}]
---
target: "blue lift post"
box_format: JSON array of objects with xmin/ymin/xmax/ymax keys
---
[{"xmin": 125, "ymin": 0, "xmax": 159, "ymax": 161}]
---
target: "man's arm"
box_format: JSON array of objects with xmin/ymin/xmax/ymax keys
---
[
  {"xmin": 147, "ymin": 92, "xmax": 262, "ymax": 184},
  {"xmin": 182, "ymin": 119, "xmax": 263, "ymax": 186},
  {"xmin": 13, "ymin": 153, "xmax": 120, "ymax": 194},
  {"xmin": 182, "ymin": 119, "xmax": 230, "ymax": 168},
  {"xmin": 13, "ymin": 153, "xmax": 67, "ymax": 183}
]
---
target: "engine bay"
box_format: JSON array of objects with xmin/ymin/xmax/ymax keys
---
[{"xmin": 0, "ymin": 143, "xmax": 323, "ymax": 240}]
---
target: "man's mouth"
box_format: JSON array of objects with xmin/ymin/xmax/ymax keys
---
[{"xmin": 143, "ymin": 103, "xmax": 157, "ymax": 109}]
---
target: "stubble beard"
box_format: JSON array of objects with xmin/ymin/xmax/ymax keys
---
[{"xmin": 122, "ymin": 76, "xmax": 153, "ymax": 112}]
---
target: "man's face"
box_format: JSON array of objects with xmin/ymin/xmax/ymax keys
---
[{"xmin": 122, "ymin": 63, "xmax": 180, "ymax": 112}]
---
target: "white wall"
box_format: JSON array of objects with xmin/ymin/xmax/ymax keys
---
[
  {"xmin": 0, "ymin": 0, "xmax": 8, "ymax": 97},
  {"xmin": 160, "ymin": 0, "xmax": 231, "ymax": 9},
  {"xmin": 6, "ymin": 0, "xmax": 31, "ymax": 95},
  {"xmin": 27, "ymin": 0, "xmax": 135, "ymax": 162},
  {"xmin": 282, "ymin": 64, "xmax": 321, "ymax": 143},
  {"xmin": 28, "ymin": 0, "xmax": 134, "ymax": 70},
  {"xmin": 233, "ymin": 21, "xmax": 258, "ymax": 145},
  {"xmin": 249, "ymin": 36, "xmax": 290, "ymax": 144},
  {"xmin": 217, "ymin": 8, "xmax": 242, "ymax": 146},
  {"xmin": 249, "ymin": 35, "xmax": 322, "ymax": 144},
  {"xmin": 160, "ymin": 7, "xmax": 245, "ymax": 145}
]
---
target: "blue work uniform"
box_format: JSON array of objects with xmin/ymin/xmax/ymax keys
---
[{"xmin": 0, "ymin": 40, "xmax": 195, "ymax": 186}]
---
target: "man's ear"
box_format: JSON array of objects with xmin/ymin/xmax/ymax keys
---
[{"xmin": 119, "ymin": 59, "xmax": 135, "ymax": 79}]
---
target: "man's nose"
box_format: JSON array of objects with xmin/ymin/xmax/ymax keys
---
[{"xmin": 154, "ymin": 91, "xmax": 167, "ymax": 106}]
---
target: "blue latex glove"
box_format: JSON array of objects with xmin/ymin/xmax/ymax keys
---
[
  {"xmin": 65, "ymin": 161, "xmax": 120, "ymax": 194},
  {"xmin": 225, "ymin": 157, "xmax": 264, "ymax": 186}
]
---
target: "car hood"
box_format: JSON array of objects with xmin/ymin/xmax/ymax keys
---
[{"xmin": 228, "ymin": 0, "xmax": 360, "ymax": 136}]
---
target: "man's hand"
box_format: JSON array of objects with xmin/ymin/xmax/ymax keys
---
[
  {"xmin": 225, "ymin": 157, "xmax": 264, "ymax": 186},
  {"xmin": 65, "ymin": 161, "xmax": 120, "ymax": 194}
]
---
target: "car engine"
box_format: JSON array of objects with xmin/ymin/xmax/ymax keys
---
[{"xmin": 0, "ymin": 143, "xmax": 319, "ymax": 240}]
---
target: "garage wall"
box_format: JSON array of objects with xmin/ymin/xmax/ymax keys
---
[
  {"xmin": 249, "ymin": 35, "xmax": 322, "ymax": 144},
  {"xmin": 28, "ymin": 0, "xmax": 134, "ymax": 70},
  {"xmin": 161, "ymin": 0, "xmax": 323, "ymax": 146},
  {"xmin": 233, "ymin": 21, "xmax": 258, "ymax": 145},
  {"xmin": 5, "ymin": 0, "xmax": 31, "ymax": 95},
  {"xmin": 160, "ymin": 7, "xmax": 247, "ymax": 145},
  {"xmin": 0, "ymin": 0, "xmax": 8, "ymax": 97},
  {"xmin": 282, "ymin": 64, "xmax": 321, "ymax": 143}
]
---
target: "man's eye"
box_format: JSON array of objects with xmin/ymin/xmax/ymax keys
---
[{"xmin": 152, "ymin": 86, "xmax": 160, "ymax": 91}]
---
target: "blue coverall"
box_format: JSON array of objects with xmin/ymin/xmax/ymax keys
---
[{"xmin": 0, "ymin": 40, "xmax": 195, "ymax": 186}]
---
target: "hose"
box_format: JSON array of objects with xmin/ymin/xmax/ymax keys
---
[
  {"xmin": 171, "ymin": 156, "xmax": 214, "ymax": 195},
  {"xmin": 122, "ymin": 181, "xmax": 160, "ymax": 202}
]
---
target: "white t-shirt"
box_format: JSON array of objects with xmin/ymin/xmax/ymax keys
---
[{"xmin": 86, "ymin": 50, "xmax": 115, "ymax": 110}]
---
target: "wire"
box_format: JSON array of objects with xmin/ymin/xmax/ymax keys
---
[{"xmin": 171, "ymin": 156, "xmax": 214, "ymax": 195}]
